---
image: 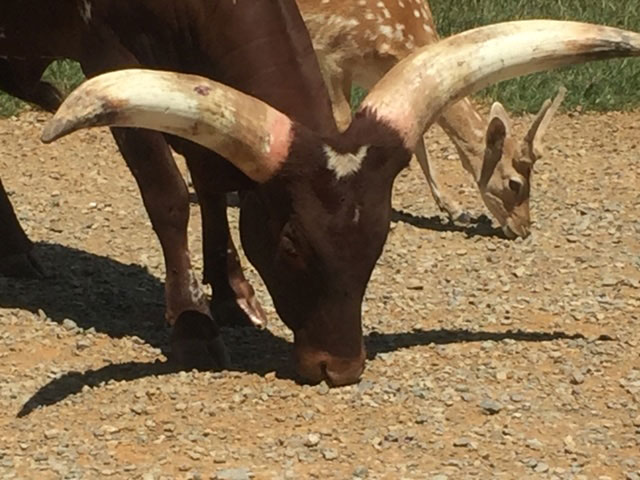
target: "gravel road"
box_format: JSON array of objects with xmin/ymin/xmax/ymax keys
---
[{"xmin": 1, "ymin": 109, "xmax": 639, "ymax": 479}]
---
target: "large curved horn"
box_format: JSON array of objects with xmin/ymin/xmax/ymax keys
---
[
  {"xmin": 41, "ymin": 69, "xmax": 294, "ymax": 183},
  {"xmin": 361, "ymin": 20, "xmax": 640, "ymax": 150}
]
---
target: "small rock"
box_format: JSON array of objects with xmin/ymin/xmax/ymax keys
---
[
  {"xmin": 526, "ymin": 438, "xmax": 544, "ymax": 451},
  {"xmin": 214, "ymin": 468, "xmax": 252, "ymax": 480},
  {"xmin": 44, "ymin": 429, "xmax": 60, "ymax": 440},
  {"xmin": 322, "ymin": 449, "xmax": 338, "ymax": 461},
  {"xmin": 353, "ymin": 466, "xmax": 369, "ymax": 478},
  {"xmin": 479, "ymin": 399, "xmax": 503, "ymax": 415},
  {"xmin": 305, "ymin": 433, "xmax": 320, "ymax": 447},
  {"xmin": 534, "ymin": 462, "xmax": 549, "ymax": 473},
  {"xmin": 453, "ymin": 437, "xmax": 471, "ymax": 448},
  {"xmin": 75, "ymin": 338, "xmax": 92, "ymax": 351},
  {"xmin": 62, "ymin": 318, "xmax": 78, "ymax": 331},
  {"xmin": 513, "ymin": 267, "xmax": 526, "ymax": 278},
  {"xmin": 570, "ymin": 371, "xmax": 585, "ymax": 385}
]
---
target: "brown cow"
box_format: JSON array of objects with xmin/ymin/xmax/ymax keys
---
[
  {"xmin": 44, "ymin": 21, "xmax": 640, "ymax": 385},
  {"xmin": 0, "ymin": 0, "xmax": 339, "ymax": 372}
]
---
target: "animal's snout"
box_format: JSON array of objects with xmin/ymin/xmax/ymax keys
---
[
  {"xmin": 503, "ymin": 220, "xmax": 530, "ymax": 239},
  {"xmin": 294, "ymin": 342, "xmax": 366, "ymax": 387}
]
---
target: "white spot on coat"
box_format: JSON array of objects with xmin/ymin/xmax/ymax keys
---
[{"xmin": 324, "ymin": 145, "xmax": 369, "ymax": 179}]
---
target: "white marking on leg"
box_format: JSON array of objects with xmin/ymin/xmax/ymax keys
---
[{"xmin": 324, "ymin": 145, "xmax": 369, "ymax": 179}]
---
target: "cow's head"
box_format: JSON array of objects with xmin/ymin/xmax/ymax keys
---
[
  {"xmin": 478, "ymin": 88, "xmax": 566, "ymax": 238},
  {"xmin": 42, "ymin": 21, "xmax": 640, "ymax": 386}
]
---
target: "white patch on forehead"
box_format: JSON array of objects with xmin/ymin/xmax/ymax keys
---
[
  {"xmin": 353, "ymin": 206, "xmax": 361, "ymax": 224},
  {"xmin": 324, "ymin": 145, "xmax": 369, "ymax": 179},
  {"xmin": 79, "ymin": 0, "xmax": 92, "ymax": 24}
]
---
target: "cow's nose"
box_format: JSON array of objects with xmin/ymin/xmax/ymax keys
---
[{"xmin": 294, "ymin": 345, "xmax": 366, "ymax": 387}]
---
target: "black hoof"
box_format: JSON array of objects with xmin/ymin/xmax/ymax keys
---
[
  {"xmin": 0, "ymin": 251, "xmax": 45, "ymax": 279},
  {"xmin": 170, "ymin": 311, "xmax": 230, "ymax": 370}
]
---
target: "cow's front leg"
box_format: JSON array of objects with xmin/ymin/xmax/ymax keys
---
[
  {"xmin": 186, "ymin": 158, "xmax": 267, "ymax": 329},
  {"xmin": 0, "ymin": 58, "xmax": 63, "ymax": 113},
  {"xmin": 111, "ymin": 128, "xmax": 229, "ymax": 369},
  {"xmin": 0, "ymin": 178, "xmax": 44, "ymax": 278}
]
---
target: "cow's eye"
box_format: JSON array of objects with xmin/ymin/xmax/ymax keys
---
[{"xmin": 280, "ymin": 233, "xmax": 299, "ymax": 258}]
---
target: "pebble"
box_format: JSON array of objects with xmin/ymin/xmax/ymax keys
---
[
  {"xmin": 353, "ymin": 466, "xmax": 369, "ymax": 478},
  {"xmin": 479, "ymin": 399, "xmax": 503, "ymax": 415},
  {"xmin": 535, "ymin": 462, "xmax": 551, "ymax": 474},
  {"xmin": 305, "ymin": 433, "xmax": 321, "ymax": 447},
  {"xmin": 62, "ymin": 318, "xmax": 78, "ymax": 331},
  {"xmin": 453, "ymin": 437, "xmax": 472, "ymax": 448},
  {"xmin": 214, "ymin": 468, "xmax": 252, "ymax": 480},
  {"xmin": 322, "ymin": 449, "xmax": 339, "ymax": 461}
]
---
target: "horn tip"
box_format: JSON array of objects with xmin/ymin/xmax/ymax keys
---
[{"xmin": 41, "ymin": 120, "xmax": 67, "ymax": 143}]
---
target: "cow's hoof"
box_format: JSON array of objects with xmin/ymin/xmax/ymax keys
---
[
  {"xmin": 212, "ymin": 295, "xmax": 268, "ymax": 329},
  {"xmin": 0, "ymin": 252, "xmax": 45, "ymax": 279},
  {"xmin": 170, "ymin": 311, "xmax": 230, "ymax": 370}
]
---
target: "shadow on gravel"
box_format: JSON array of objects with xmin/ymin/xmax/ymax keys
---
[
  {"xmin": 365, "ymin": 328, "xmax": 615, "ymax": 359},
  {"xmin": 7, "ymin": 243, "xmax": 615, "ymax": 417},
  {"xmin": 0, "ymin": 242, "xmax": 168, "ymax": 348},
  {"xmin": 391, "ymin": 209, "xmax": 507, "ymax": 239},
  {"xmin": 16, "ymin": 322, "xmax": 614, "ymax": 417}
]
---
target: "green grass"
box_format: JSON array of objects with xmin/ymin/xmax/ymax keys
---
[
  {"xmin": 2, "ymin": 1, "xmax": 640, "ymax": 116},
  {"xmin": 430, "ymin": 0, "xmax": 640, "ymax": 113}
]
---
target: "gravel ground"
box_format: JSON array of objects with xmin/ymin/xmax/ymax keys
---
[{"xmin": 1, "ymin": 108, "xmax": 639, "ymax": 479}]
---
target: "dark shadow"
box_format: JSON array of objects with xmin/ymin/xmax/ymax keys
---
[
  {"xmin": 16, "ymin": 322, "xmax": 614, "ymax": 417},
  {"xmin": 364, "ymin": 328, "xmax": 615, "ymax": 359},
  {"xmin": 17, "ymin": 325, "xmax": 292, "ymax": 417},
  {"xmin": 1, "ymin": 242, "xmax": 169, "ymax": 348},
  {"xmin": 0, "ymin": 241, "xmax": 290, "ymax": 367},
  {"xmin": 391, "ymin": 209, "xmax": 507, "ymax": 239},
  {"xmin": 1, "ymin": 241, "xmax": 291, "ymax": 417}
]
